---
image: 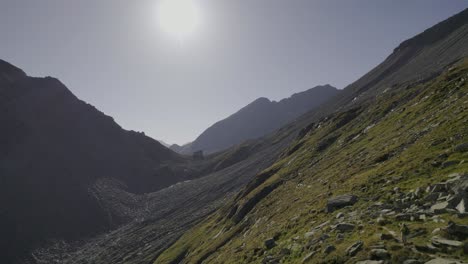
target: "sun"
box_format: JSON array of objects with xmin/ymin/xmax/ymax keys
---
[{"xmin": 157, "ymin": 0, "xmax": 201, "ymax": 40}]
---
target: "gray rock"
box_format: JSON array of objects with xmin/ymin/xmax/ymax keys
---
[
  {"xmin": 320, "ymin": 234, "xmax": 330, "ymax": 241},
  {"xmin": 264, "ymin": 238, "xmax": 276, "ymax": 249},
  {"xmin": 346, "ymin": 240, "xmax": 363, "ymax": 256},
  {"xmin": 425, "ymin": 193, "xmax": 441, "ymax": 202},
  {"xmin": 419, "ymin": 214, "xmax": 427, "ymax": 221},
  {"xmin": 431, "ymin": 202, "xmax": 449, "ymax": 214},
  {"xmin": 431, "ymin": 183, "xmax": 448, "ymax": 193},
  {"xmin": 414, "ymin": 187, "xmax": 423, "ymax": 197},
  {"xmin": 356, "ymin": 261, "xmax": 384, "ymax": 264},
  {"xmin": 456, "ymin": 198, "xmax": 466, "ymax": 213},
  {"xmin": 313, "ymin": 220, "xmax": 330, "ymax": 230},
  {"xmin": 395, "ymin": 213, "xmax": 413, "ymax": 221},
  {"xmin": 335, "ymin": 223, "xmax": 355, "ymax": 232},
  {"xmin": 415, "ymin": 243, "xmax": 439, "ymax": 253},
  {"xmin": 323, "ymin": 245, "xmax": 336, "ymax": 254},
  {"xmin": 446, "ymin": 221, "xmax": 468, "ymax": 238},
  {"xmin": 370, "ymin": 248, "xmax": 391, "ymax": 260},
  {"xmin": 454, "ymin": 142, "xmax": 468, "ymax": 152},
  {"xmin": 326, "ymin": 194, "xmax": 358, "ymax": 213},
  {"xmin": 431, "ymin": 236, "xmax": 463, "ymax": 248},
  {"xmin": 442, "ymin": 160, "xmax": 460, "ymax": 168}
]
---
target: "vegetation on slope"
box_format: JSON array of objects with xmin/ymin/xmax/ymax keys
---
[{"xmin": 156, "ymin": 58, "xmax": 468, "ymax": 263}]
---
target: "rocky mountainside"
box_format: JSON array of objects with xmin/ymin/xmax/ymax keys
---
[
  {"xmin": 8, "ymin": 7, "xmax": 468, "ymax": 264},
  {"xmin": 0, "ymin": 60, "xmax": 208, "ymax": 263},
  {"xmin": 154, "ymin": 8, "xmax": 468, "ymax": 264},
  {"xmin": 175, "ymin": 85, "xmax": 339, "ymax": 154}
]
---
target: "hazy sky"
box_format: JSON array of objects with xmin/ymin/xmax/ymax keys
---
[{"xmin": 0, "ymin": 1, "xmax": 466, "ymax": 144}]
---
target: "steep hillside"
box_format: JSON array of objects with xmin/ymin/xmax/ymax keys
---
[
  {"xmin": 183, "ymin": 85, "xmax": 339, "ymax": 154},
  {"xmin": 21, "ymin": 8, "xmax": 468, "ymax": 264},
  {"xmin": 0, "ymin": 60, "xmax": 201, "ymax": 263},
  {"xmin": 155, "ymin": 9, "xmax": 468, "ymax": 264},
  {"xmin": 156, "ymin": 46, "xmax": 468, "ymax": 264}
]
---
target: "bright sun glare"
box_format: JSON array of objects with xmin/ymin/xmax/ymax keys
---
[{"xmin": 157, "ymin": 0, "xmax": 201, "ymax": 40}]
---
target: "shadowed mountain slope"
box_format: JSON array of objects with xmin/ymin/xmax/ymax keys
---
[{"xmin": 0, "ymin": 60, "xmax": 201, "ymax": 262}]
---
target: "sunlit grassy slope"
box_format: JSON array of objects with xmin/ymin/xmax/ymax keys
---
[{"xmin": 156, "ymin": 58, "xmax": 468, "ymax": 264}]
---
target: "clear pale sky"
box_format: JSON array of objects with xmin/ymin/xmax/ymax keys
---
[{"xmin": 0, "ymin": 1, "xmax": 466, "ymax": 144}]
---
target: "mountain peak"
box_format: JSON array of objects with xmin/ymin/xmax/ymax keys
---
[
  {"xmin": 249, "ymin": 96, "xmax": 271, "ymax": 106},
  {"xmin": 0, "ymin": 59, "xmax": 26, "ymax": 82},
  {"xmin": 184, "ymin": 85, "xmax": 339, "ymax": 154}
]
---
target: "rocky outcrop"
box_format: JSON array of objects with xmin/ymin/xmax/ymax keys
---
[{"xmin": 326, "ymin": 194, "xmax": 358, "ymax": 212}]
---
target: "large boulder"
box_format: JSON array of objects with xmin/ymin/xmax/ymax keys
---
[
  {"xmin": 431, "ymin": 236, "xmax": 463, "ymax": 248},
  {"xmin": 326, "ymin": 194, "xmax": 358, "ymax": 213},
  {"xmin": 446, "ymin": 221, "xmax": 468, "ymax": 239}
]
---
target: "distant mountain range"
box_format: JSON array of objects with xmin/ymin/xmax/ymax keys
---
[{"xmin": 172, "ymin": 85, "xmax": 339, "ymax": 154}]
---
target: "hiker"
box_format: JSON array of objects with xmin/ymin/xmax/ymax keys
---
[{"xmin": 401, "ymin": 223, "xmax": 410, "ymax": 245}]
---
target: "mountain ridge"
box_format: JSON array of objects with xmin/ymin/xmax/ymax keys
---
[
  {"xmin": 177, "ymin": 85, "xmax": 339, "ymax": 154},
  {"xmin": 0, "ymin": 61, "xmax": 203, "ymax": 262}
]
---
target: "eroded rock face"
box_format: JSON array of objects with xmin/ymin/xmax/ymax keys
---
[{"xmin": 326, "ymin": 194, "xmax": 358, "ymax": 213}]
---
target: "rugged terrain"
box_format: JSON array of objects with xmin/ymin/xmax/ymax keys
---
[
  {"xmin": 157, "ymin": 58, "xmax": 468, "ymax": 264},
  {"xmin": 172, "ymin": 85, "xmax": 339, "ymax": 154},
  {"xmin": 4, "ymin": 7, "xmax": 468, "ymax": 264},
  {"xmin": 154, "ymin": 8, "xmax": 468, "ymax": 264},
  {"xmin": 0, "ymin": 60, "xmax": 229, "ymax": 263}
]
